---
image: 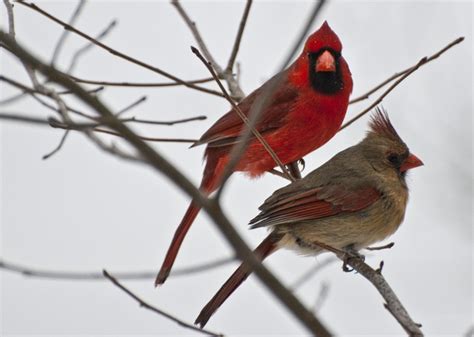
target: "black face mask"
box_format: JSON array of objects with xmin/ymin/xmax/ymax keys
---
[{"xmin": 308, "ymin": 48, "xmax": 344, "ymax": 95}]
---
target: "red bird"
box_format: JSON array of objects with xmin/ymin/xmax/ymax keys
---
[
  {"xmin": 156, "ymin": 21, "xmax": 353, "ymax": 286},
  {"xmin": 194, "ymin": 109, "xmax": 423, "ymax": 327}
]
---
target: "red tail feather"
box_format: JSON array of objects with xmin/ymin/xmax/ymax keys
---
[
  {"xmin": 155, "ymin": 155, "xmax": 226, "ymax": 286},
  {"xmin": 195, "ymin": 233, "xmax": 282, "ymax": 328}
]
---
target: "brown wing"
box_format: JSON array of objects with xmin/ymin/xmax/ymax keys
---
[
  {"xmin": 192, "ymin": 71, "xmax": 299, "ymax": 148},
  {"xmin": 249, "ymin": 184, "xmax": 380, "ymax": 228}
]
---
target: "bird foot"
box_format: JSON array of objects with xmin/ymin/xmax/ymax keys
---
[{"xmin": 341, "ymin": 247, "xmax": 365, "ymax": 272}]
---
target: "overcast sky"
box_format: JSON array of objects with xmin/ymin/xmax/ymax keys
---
[{"xmin": 1, "ymin": 1, "xmax": 472, "ymax": 336}]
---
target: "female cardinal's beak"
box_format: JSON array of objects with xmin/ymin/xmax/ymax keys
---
[
  {"xmin": 316, "ymin": 50, "xmax": 336, "ymax": 72},
  {"xmin": 400, "ymin": 153, "xmax": 424, "ymax": 172}
]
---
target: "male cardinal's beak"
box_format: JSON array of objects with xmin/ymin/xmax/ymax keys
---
[
  {"xmin": 400, "ymin": 153, "xmax": 424, "ymax": 172},
  {"xmin": 316, "ymin": 50, "xmax": 336, "ymax": 72}
]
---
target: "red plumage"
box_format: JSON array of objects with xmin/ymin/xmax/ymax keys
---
[{"xmin": 156, "ymin": 21, "xmax": 353, "ymax": 286}]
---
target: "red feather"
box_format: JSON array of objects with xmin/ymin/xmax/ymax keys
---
[
  {"xmin": 156, "ymin": 21, "xmax": 353, "ymax": 285},
  {"xmin": 249, "ymin": 185, "xmax": 381, "ymax": 228}
]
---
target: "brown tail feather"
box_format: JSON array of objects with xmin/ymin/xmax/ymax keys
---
[{"xmin": 195, "ymin": 233, "xmax": 282, "ymax": 327}]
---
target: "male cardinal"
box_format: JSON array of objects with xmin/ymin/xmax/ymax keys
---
[
  {"xmin": 195, "ymin": 108, "xmax": 423, "ymax": 327},
  {"xmin": 156, "ymin": 21, "xmax": 353, "ymax": 286}
]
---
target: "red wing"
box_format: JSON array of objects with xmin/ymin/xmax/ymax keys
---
[
  {"xmin": 249, "ymin": 185, "xmax": 380, "ymax": 228},
  {"xmin": 193, "ymin": 71, "xmax": 299, "ymax": 148}
]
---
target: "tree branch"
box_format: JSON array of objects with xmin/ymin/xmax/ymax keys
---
[
  {"xmin": 102, "ymin": 270, "xmax": 224, "ymax": 337},
  {"xmin": 0, "ymin": 30, "xmax": 331, "ymax": 336},
  {"xmin": 15, "ymin": 0, "xmax": 225, "ymax": 98},
  {"xmin": 191, "ymin": 46, "xmax": 294, "ymax": 197},
  {"xmin": 309, "ymin": 240, "xmax": 424, "ymax": 336},
  {"xmin": 341, "ymin": 36, "xmax": 464, "ymax": 130},
  {"xmin": 0, "ymin": 257, "xmax": 235, "ymax": 280},
  {"xmin": 172, "ymin": 0, "xmax": 245, "ymax": 100}
]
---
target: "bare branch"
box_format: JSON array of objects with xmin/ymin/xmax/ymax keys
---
[
  {"xmin": 172, "ymin": 0, "xmax": 245, "ymax": 100},
  {"xmin": 349, "ymin": 36, "xmax": 464, "ymax": 105},
  {"xmin": 15, "ymin": 0, "xmax": 225, "ymax": 98},
  {"xmin": 69, "ymin": 75, "xmax": 214, "ymax": 87},
  {"xmin": 310, "ymin": 240, "xmax": 424, "ymax": 336},
  {"xmin": 42, "ymin": 130, "xmax": 70, "ymax": 160},
  {"xmin": 0, "ymin": 31, "xmax": 330, "ymax": 335},
  {"xmin": 49, "ymin": 120, "xmax": 199, "ymax": 143},
  {"xmin": 277, "ymin": 0, "xmax": 326, "ymax": 71},
  {"xmin": 50, "ymin": 0, "xmax": 86, "ymax": 65},
  {"xmin": 191, "ymin": 46, "xmax": 294, "ymax": 193},
  {"xmin": 0, "ymin": 112, "xmax": 51, "ymax": 125},
  {"xmin": 341, "ymin": 37, "xmax": 464, "ymax": 130},
  {"xmin": 0, "ymin": 257, "xmax": 234, "ymax": 280},
  {"xmin": 312, "ymin": 282, "xmax": 329, "ymax": 314},
  {"xmin": 66, "ymin": 19, "xmax": 117, "ymax": 73},
  {"xmin": 115, "ymin": 95, "xmax": 147, "ymax": 117},
  {"xmin": 225, "ymin": 0, "xmax": 252, "ymax": 73},
  {"xmin": 102, "ymin": 270, "xmax": 224, "ymax": 337}
]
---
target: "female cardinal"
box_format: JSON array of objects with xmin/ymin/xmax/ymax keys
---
[
  {"xmin": 156, "ymin": 21, "xmax": 353, "ymax": 285},
  {"xmin": 195, "ymin": 108, "xmax": 423, "ymax": 327}
]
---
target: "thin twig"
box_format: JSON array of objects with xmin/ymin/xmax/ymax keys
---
[
  {"xmin": 15, "ymin": 0, "xmax": 224, "ymax": 98},
  {"xmin": 66, "ymin": 19, "xmax": 117, "ymax": 73},
  {"xmin": 102, "ymin": 270, "xmax": 224, "ymax": 336},
  {"xmin": 42, "ymin": 130, "xmax": 70, "ymax": 159},
  {"xmin": 191, "ymin": 46, "xmax": 294, "ymax": 191},
  {"xmin": 49, "ymin": 120, "xmax": 199, "ymax": 143},
  {"xmin": 312, "ymin": 282, "xmax": 329, "ymax": 314},
  {"xmin": 115, "ymin": 95, "xmax": 147, "ymax": 117},
  {"xmin": 0, "ymin": 112, "xmax": 51, "ymax": 125},
  {"xmin": 172, "ymin": 0, "xmax": 245, "ymax": 100},
  {"xmin": 69, "ymin": 75, "xmax": 214, "ymax": 87},
  {"xmin": 50, "ymin": 0, "xmax": 86, "ymax": 65},
  {"xmin": 274, "ymin": 0, "xmax": 326, "ymax": 179},
  {"xmin": 349, "ymin": 37, "xmax": 464, "ymax": 105},
  {"xmin": 341, "ymin": 37, "xmax": 464, "ymax": 130},
  {"xmin": 225, "ymin": 0, "xmax": 252, "ymax": 73},
  {"xmin": 277, "ymin": 0, "xmax": 326, "ymax": 71},
  {"xmin": 0, "ymin": 31, "xmax": 331, "ymax": 335},
  {"xmin": 0, "ymin": 257, "xmax": 234, "ymax": 280}
]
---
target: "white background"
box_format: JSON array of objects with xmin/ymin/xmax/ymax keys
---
[{"xmin": 1, "ymin": 1, "xmax": 472, "ymax": 336}]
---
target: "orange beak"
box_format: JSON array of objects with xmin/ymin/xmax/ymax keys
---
[
  {"xmin": 316, "ymin": 50, "xmax": 336, "ymax": 72},
  {"xmin": 400, "ymin": 153, "xmax": 424, "ymax": 172}
]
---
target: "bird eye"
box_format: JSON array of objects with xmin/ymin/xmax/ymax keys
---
[{"xmin": 387, "ymin": 153, "xmax": 401, "ymax": 167}]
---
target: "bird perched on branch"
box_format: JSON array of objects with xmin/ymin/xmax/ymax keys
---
[
  {"xmin": 156, "ymin": 21, "xmax": 353, "ymax": 286},
  {"xmin": 194, "ymin": 108, "xmax": 423, "ymax": 327}
]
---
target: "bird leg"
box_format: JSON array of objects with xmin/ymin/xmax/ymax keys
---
[{"xmin": 341, "ymin": 244, "xmax": 365, "ymax": 272}]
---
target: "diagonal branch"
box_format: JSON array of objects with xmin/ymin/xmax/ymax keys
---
[
  {"xmin": 341, "ymin": 36, "xmax": 464, "ymax": 130},
  {"xmin": 172, "ymin": 0, "xmax": 245, "ymax": 100},
  {"xmin": 0, "ymin": 30, "xmax": 331, "ymax": 336},
  {"xmin": 277, "ymin": 0, "xmax": 327, "ymax": 71},
  {"xmin": 225, "ymin": 0, "xmax": 253, "ymax": 73},
  {"xmin": 310, "ymin": 240, "xmax": 423, "ymax": 336},
  {"xmin": 349, "ymin": 36, "xmax": 464, "ymax": 105},
  {"xmin": 50, "ymin": 0, "xmax": 85, "ymax": 65},
  {"xmin": 102, "ymin": 270, "xmax": 224, "ymax": 337},
  {"xmin": 15, "ymin": 0, "xmax": 225, "ymax": 98},
  {"xmin": 191, "ymin": 46, "xmax": 294, "ymax": 190}
]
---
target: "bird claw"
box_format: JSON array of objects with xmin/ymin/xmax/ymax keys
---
[
  {"xmin": 341, "ymin": 247, "xmax": 365, "ymax": 272},
  {"xmin": 298, "ymin": 158, "xmax": 306, "ymax": 172}
]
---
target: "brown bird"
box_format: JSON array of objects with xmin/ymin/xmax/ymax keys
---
[
  {"xmin": 156, "ymin": 21, "xmax": 353, "ymax": 286},
  {"xmin": 195, "ymin": 107, "xmax": 423, "ymax": 327}
]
